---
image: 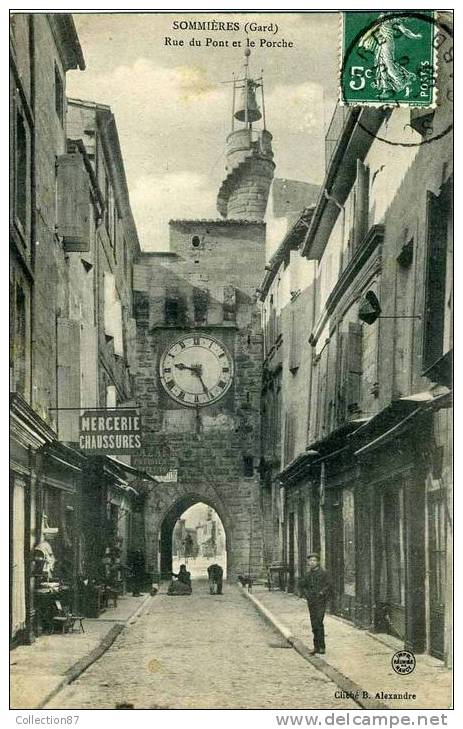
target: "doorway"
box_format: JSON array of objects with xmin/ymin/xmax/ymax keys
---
[{"xmin": 428, "ymin": 489, "xmax": 446, "ymax": 658}]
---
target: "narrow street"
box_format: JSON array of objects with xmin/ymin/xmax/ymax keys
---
[{"xmin": 46, "ymin": 583, "xmax": 357, "ymax": 710}]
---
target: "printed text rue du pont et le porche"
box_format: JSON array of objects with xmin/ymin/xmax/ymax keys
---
[{"xmin": 164, "ymin": 20, "xmax": 294, "ymax": 49}]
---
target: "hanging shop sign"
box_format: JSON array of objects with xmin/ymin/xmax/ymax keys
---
[{"xmin": 79, "ymin": 409, "xmax": 142, "ymax": 454}]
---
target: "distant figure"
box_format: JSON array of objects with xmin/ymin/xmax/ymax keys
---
[
  {"xmin": 298, "ymin": 553, "xmax": 331, "ymax": 655},
  {"xmin": 130, "ymin": 550, "xmax": 145, "ymax": 597},
  {"xmin": 238, "ymin": 575, "xmax": 253, "ymax": 592},
  {"xmin": 168, "ymin": 564, "xmax": 192, "ymax": 596},
  {"xmin": 207, "ymin": 563, "xmax": 223, "ymax": 595}
]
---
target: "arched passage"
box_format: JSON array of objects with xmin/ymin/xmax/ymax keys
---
[
  {"xmin": 159, "ymin": 494, "xmax": 231, "ymax": 579},
  {"xmin": 171, "ymin": 503, "xmax": 227, "ymax": 579}
]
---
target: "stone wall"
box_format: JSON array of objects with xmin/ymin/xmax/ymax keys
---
[{"xmin": 132, "ymin": 219, "xmax": 266, "ymax": 579}]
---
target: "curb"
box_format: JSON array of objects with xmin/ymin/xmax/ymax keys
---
[
  {"xmin": 239, "ymin": 585, "xmax": 389, "ymax": 711},
  {"xmin": 37, "ymin": 593, "xmax": 152, "ymax": 709}
]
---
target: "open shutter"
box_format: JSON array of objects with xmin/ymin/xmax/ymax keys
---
[
  {"xmin": 57, "ymin": 318, "xmax": 81, "ymax": 441},
  {"xmin": 336, "ymin": 330, "xmax": 347, "ymax": 425},
  {"xmin": 346, "ymin": 322, "xmax": 363, "ymax": 416},
  {"xmin": 353, "ymin": 160, "xmax": 370, "ymax": 250},
  {"xmin": 104, "ymin": 272, "xmax": 116, "ymax": 338},
  {"xmin": 56, "ymin": 153, "xmax": 90, "ymax": 251},
  {"xmin": 289, "ymin": 304, "xmax": 301, "ymax": 372},
  {"xmin": 423, "ymin": 189, "xmax": 449, "ymax": 369}
]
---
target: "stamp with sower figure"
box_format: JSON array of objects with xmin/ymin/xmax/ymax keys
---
[{"xmin": 341, "ymin": 11, "xmax": 437, "ymax": 107}]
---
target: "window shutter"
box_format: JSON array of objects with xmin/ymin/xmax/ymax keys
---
[
  {"xmin": 336, "ymin": 331, "xmax": 347, "ymax": 425},
  {"xmin": 423, "ymin": 188, "xmax": 450, "ymax": 369},
  {"xmin": 104, "ymin": 272, "xmax": 116, "ymax": 338},
  {"xmin": 353, "ymin": 160, "xmax": 370, "ymax": 250},
  {"xmin": 113, "ymin": 300, "xmax": 123, "ymax": 356},
  {"xmin": 57, "ymin": 318, "xmax": 81, "ymax": 441},
  {"xmin": 346, "ymin": 322, "xmax": 363, "ymax": 415},
  {"xmin": 289, "ymin": 304, "xmax": 301, "ymax": 372},
  {"xmin": 56, "ymin": 153, "xmax": 90, "ymax": 251},
  {"xmin": 126, "ymin": 317, "xmax": 137, "ymax": 373},
  {"xmin": 284, "ymin": 411, "xmax": 296, "ymax": 466}
]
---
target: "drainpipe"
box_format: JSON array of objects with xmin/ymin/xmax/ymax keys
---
[
  {"xmin": 29, "ymin": 14, "xmax": 36, "ymax": 407},
  {"xmin": 55, "ymin": 308, "xmax": 61, "ymax": 438}
]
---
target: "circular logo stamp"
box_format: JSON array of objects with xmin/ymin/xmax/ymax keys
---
[{"xmin": 391, "ymin": 650, "xmax": 416, "ymax": 675}]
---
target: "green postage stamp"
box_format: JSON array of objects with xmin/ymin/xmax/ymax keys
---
[{"xmin": 341, "ymin": 11, "xmax": 437, "ymax": 107}]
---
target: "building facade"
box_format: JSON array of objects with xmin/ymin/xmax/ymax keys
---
[
  {"xmin": 9, "ymin": 14, "xmax": 146, "ymax": 645},
  {"xmin": 260, "ymin": 42, "xmax": 452, "ymax": 664},
  {"xmin": 9, "ymin": 13, "xmax": 85, "ymax": 645}
]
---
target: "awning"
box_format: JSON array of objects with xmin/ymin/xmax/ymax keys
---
[
  {"xmin": 280, "ymin": 418, "xmax": 368, "ymax": 486},
  {"xmin": 106, "ymin": 456, "xmax": 158, "ymax": 483},
  {"xmin": 350, "ymin": 390, "xmax": 451, "ymax": 457}
]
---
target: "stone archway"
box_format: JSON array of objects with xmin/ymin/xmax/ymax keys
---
[
  {"xmin": 159, "ymin": 495, "xmax": 229, "ymax": 579},
  {"xmin": 144, "ymin": 482, "xmax": 243, "ymax": 580}
]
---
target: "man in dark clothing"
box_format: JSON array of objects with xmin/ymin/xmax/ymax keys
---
[
  {"xmin": 298, "ymin": 553, "xmax": 331, "ymax": 655},
  {"xmin": 207, "ymin": 563, "xmax": 223, "ymax": 594}
]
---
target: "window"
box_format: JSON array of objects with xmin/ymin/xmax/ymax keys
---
[
  {"xmin": 336, "ymin": 322, "xmax": 363, "ymax": 424},
  {"xmin": 15, "ymin": 110, "xmax": 27, "ymax": 231},
  {"xmin": 243, "ymin": 455, "xmax": 254, "ymax": 477},
  {"xmin": 106, "ymin": 385, "xmax": 117, "ymax": 408},
  {"xmin": 423, "ymin": 179, "xmax": 453, "ymax": 371},
  {"xmin": 193, "ymin": 286, "xmax": 209, "ymax": 324},
  {"xmin": 165, "ymin": 290, "xmax": 187, "ymax": 326},
  {"xmin": 54, "ymin": 63, "xmax": 64, "ymax": 124}
]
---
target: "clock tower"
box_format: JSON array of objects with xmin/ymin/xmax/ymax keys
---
[{"xmin": 132, "ymin": 51, "xmax": 274, "ymax": 580}]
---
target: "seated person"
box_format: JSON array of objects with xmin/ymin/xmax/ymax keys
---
[
  {"xmin": 167, "ymin": 564, "xmax": 192, "ymax": 595},
  {"xmin": 207, "ymin": 563, "xmax": 223, "ymax": 595}
]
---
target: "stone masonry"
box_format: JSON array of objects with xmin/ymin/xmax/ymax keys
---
[
  {"xmin": 132, "ymin": 220, "xmax": 266, "ymax": 580},
  {"xmin": 217, "ymin": 129, "xmax": 275, "ymax": 222}
]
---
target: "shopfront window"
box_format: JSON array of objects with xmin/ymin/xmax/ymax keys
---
[
  {"xmin": 343, "ymin": 488, "xmax": 356, "ymax": 597},
  {"xmin": 41, "ymin": 487, "xmax": 75, "ymax": 584},
  {"xmin": 379, "ymin": 485, "xmax": 405, "ymax": 606}
]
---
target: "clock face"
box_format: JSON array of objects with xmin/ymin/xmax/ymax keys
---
[{"xmin": 159, "ymin": 334, "xmax": 234, "ymax": 407}]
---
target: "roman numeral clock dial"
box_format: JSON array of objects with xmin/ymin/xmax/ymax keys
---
[{"xmin": 160, "ymin": 334, "xmax": 234, "ymax": 407}]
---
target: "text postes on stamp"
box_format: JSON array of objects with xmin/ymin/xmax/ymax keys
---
[{"xmin": 341, "ymin": 11, "xmax": 436, "ymax": 108}]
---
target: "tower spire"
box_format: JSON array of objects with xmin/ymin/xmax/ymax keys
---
[{"xmin": 217, "ymin": 50, "xmax": 275, "ymax": 222}]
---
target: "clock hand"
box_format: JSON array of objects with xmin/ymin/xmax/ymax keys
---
[
  {"xmin": 173, "ymin": 362, "xmax": 208, "ymax": 393},
  {"xmin": 174, "ymin": 363, "xmax": 196, "ymax": 372},
  {"xmin": 197, "ymin": 373, "xmax": 209, "ymax": 395}
]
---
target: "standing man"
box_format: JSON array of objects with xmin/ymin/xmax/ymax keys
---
[
  {"xmin": 207, "ymin": 563, "xmax": 223, "ymax": 595},
  {"xmin": 299, "ymin": 553, "xmax": 331, "ymax": 655}
]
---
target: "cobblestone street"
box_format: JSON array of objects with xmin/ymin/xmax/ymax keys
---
[{"xmin": 46, "ymin": 583, "xmax": 357, "ymax": 710}]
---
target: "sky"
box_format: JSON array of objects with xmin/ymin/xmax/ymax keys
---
[{"xmin": 67, "ymin": 12, "xmax": 340, "ymax": 252}]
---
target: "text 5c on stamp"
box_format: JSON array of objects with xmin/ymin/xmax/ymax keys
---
[{"xmin": 341, "ymin": 11, "xmax": 437, "ymax": 108}]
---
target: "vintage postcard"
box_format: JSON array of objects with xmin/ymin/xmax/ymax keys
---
[{"xmin": 9, "ymin": 8, "xmax": 453, "ymax": 716}]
